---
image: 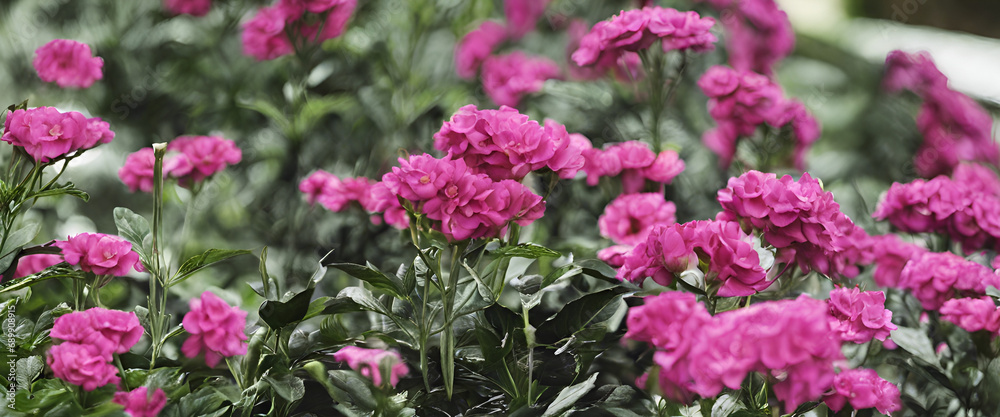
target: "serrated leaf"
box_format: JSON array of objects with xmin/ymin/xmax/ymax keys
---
[
  {"xmin": 167, "ymin": 249, "xmax": 252, "ymax": 287},
  {"xmin": 325, "ymin": 261, "xmax": 406, "ymax": 298},
  {"xmin": 542, "ymin": 373, "xmax": 598, "ymax": 417}
]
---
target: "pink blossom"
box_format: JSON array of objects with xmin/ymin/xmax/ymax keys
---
[
  {"xmin": 504, "ymin": 0, "xmax": 550, "ymax": 39},
  {"xmin": 481, "ymin": 52, "xmax": 562, "ymax": 108},
  {"xmin": 899, "ymin": 252, "xmax": 996, "ymax": 310},
  {"xmin": 582, "ymin": 141, "xmax": 685, "ymax": 192},
  {"xmin": 827, "ymin": 287, "xmax": 897, "ymax": 343},
  {"xmin": 940, "ymin": 297, "xmax": 1000, "ymax": 333},
  {"xmin": 113, "ymin": 387, "xmax": 168, "ymax": 417},
  {"xmin": 47, "ymin": 342, "xmax": 120, "ymax": 391},
  {"xmin": 164, "ymin": 0, "xmax": 212, "ymax": 16},
  {"xmin": 298, "ymin": 170, "xmax": 373, "ymax": 212},
  {"xmin": 869, "ymin": 234, "xmax": 926, "ymax": 287},
  {"xmin": 167, "ymin": 136, "xmax": 242, "ymax": 184},
  {"xmin": 824, "ymin": 368, "xmax": 902, "ymax": 415},
  {"xmin": 11, "ymin": 254, "xmax": 62, "ymax": 280},
  {"xmin": 566, "ymin": 19, "xmax": 642, "ymax": 81},
  {"xmin": 883, "ymin": 50, "xmax": 947, "ymax": 95},
  {"xmin": 332, "ymin": 346, "xmax": 409, "ymax": 387},
  {"xmin": 455, "ymin": 21, "xmax": 508, "ymax": 79},
  {"xmin": 597, "ymin": 245, "xmax": 631, "ymax": 268},
  {"xmin": 33, "ymin": 39, "xmax": 103, "ymax": 88},
  {"xmin": 599, "ymin": 193, "xmax": 676, "ymax": 246},
  {"xmin": 362, "ymin": 182, "xmax": 409, "ymax": 229},
  {"xmin": 696, "ymin": 0, "xmax": 794, "ymax": 75},
  {"xmin": 242, "ymin": 6, "xmax": 294, "ymax": 61},
  {"xmin": 2, "ymin": 107, "xmax": 115, "ymax": 163},
  {"xmin": 572, "ymin": 7, "xmax": 716, "ymax": 67},
  {"xmin": 182, "ymin": 291, "xmax": 249, "ymax": 367},
  {"xmin": 55, "ymin": 233, "xmax": 141, "ymax": 277},
  {"xmin": 118, "ymin": 148, "xmax": 158, "ymax": 193},
  {"xmin": 51, "ymin": 308, "xmax": 144, "ymax": 359}
]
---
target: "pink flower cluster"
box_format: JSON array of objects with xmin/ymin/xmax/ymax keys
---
[
  {"xmin": 627, "ymin": 293, "xmax": 843, "ymax": 412},
  {"xmin": 119, "ymin": 136, "xmax": 241, "ymax": 192},
  {"xmin": 823, "ymin": 368, "xmax": 902, "ymax": 415},
  {"xmin": 582, "ymin": 141, "xmax": 685, "ymax": 193},
  {"xmin": 434, "ymin": 105, "xmax": 589, "ymax": 181},
  {"xmin": 298, "ymin": 171, "xmax": 408, "ymax": 229},
  {"xmin": 455, "ymin": 21, "xmax": 508, "ymax": 80},
  {"xmin": 242, "ymin": 0, "xmax": 356, "ymax": 61},
  {"xmin": 868, "ymin": 234, "xmax": 927, "ymax": 288},
  {"xmin": 48, "ymin": 308, "xmax": 143, "ymax": 391},
  {"xmin": 2, "ymin": 107, "xmax": 115, "ymax": 163},
  {"xmin": 11, "ymin": 254, "xmax": 62, "ymax": 280},
  {"xmin": 598, "ymin": 193, "xmax": 676, "ymax": 246},
  {"xmin": 481, "ymin": 52, "xmax": 562, "ymax": 107},
  {"xmin": 883, "ymin": 50, "xmax": 998, "ymax": 177},
  {"xmin": 940, "ymin": 297, "xmax": 1000, "ymax": 334},
  {"xmin": 504, "ymin": 0, "xmax": 551, "ymax": 40},
  {"xmin": 718, "ymin": 171, "xmax": 861, "ymax": 277},
  {"xmin": 872, "ymin": 168, "xmax": 1000, "ymax": 254},
  {"xmin": 113, "ymin": 386, "xmax": 168, "ymax": 417},
  {"xmin": 826, "ymin": 287, "xmax": 897, "ymax": 344},
  {"xmin": 332, "ymin": 346, "xmax": 409, "ymax": 387},
  {"xmin": 571, "ymin": 7, "xmax": 717, "ymax": 68},
  {"xmin": 566, "ymin": 19, "xmax": 642, "ymax": 81},
  {"xmin": 55, "ymin": 233, "xmax": 142, "ymax": 276},
  {"xmin": 695, "ymin": 0, "xmax": 794, "ymax": 75},
  {"xmin": 898, "ymin": 252, "xmax": 998, "ymax": 310},
  {"xmin": 618, "ymin": 220, "xmax": 772, "ymax": 297},
  {"xmin": 182, "ymin": 291, "xmax": 249, "ymax": 367},
  {"xmin": 698, "ymin": 66, "xmax": 820, "ymax": 169},
  {"xmin": 33, "ymin": 39, "xmax": 103, "ymax": 88},
  {"xmin": 164, "ymin": 0, "xmax": 212, "ymax": 16},
  {"xmin": 382, "ymin": 154, "xmax": 545, "ymax": 241}
]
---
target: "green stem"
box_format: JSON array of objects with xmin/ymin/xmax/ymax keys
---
[
  {"xmin": 149, "ymin": 144, "xmax": 168, "ymax": 369},
  {"xmin": 440, "ymin": 242, "xmax": 468, "ymax": 399}
]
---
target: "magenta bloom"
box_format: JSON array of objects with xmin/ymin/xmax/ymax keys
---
[
  {"xmin": 167, "ymin": 136, "xmax": 242, "ymax": 183},
  {"xmin": 332, "ymin": 346, "xmax": 409, "ymax": 387},
  {"xmin": 695, "ymin": 0, "xmax": 794, "ymax": 75},
  {"xmin": 566, "ymin": 19, "xmax": 643, "ymax": 81},
  {"xmin": 597, "ymin": 245, "xmax": 631, "ymax": 268},
  {"xmin": 118, "ymin": 148, "xmax": 158, "ymax": 193},
  {"xmin": 883, "ymin": 50, "xmax": 947, "ymax": 95},
  {"xmin": 827, "ymin": 287, "xmax": 897, "ymax": 344},
  {"xmin": 869, "ymin": 234, "xmax": 927, "ymax": 287},
  {"xmin": 582, "ymin": 141, "xmax": 685, "ymax": 192},
  {"xmin": 481, "ymin": 52, "xmax": 561, "ymax": 108},
  {"xmin": 113, "ymin": 387, "xmax": 168, "ymax": 417},
  {"xmin": 51, "ymin": 308, "xmax": 143, "ymax": 359},
  {"xmin": 572, "ymin": 7, "xmax": 716, "ymax": 67},
  {"xmin": 362, "ymin": 182, "xmax": 409, "ymax": 230},
  {"xmin": 434, "ymin": 105, "xmax": 587, "ymax": 181},
  {"xmin": 298, "ymin": 170, "xmax": 373, "ymax": 212},
  {"xmin": 11, "ymin": 254, "xmax": 62, "ymax": 280},
  {"xmin": 504, "ymin": 0, "xmax": 550, "ymax": 39},
  {"xmin": 599, "ymin": 193, "xmax": 676, "ymax": 246},
  {"xmin": 164, "ymin": 0, "xmax": 212, "ymax": 16},
  {"xmin": 242, "ymin": 6, "xmax": 294, "ymax": 61},
  {"xmin": 824, "ymin": 369, "xmax": 902, "ymax": 415},
  {"xmin": 55, "ymin": 233, "xmax": 141, "ymax": 277},
  {"xmin": 33, "ymin": 39, "xmax": 103, "ymax": 88},
  {"xmin": 899, "ymin": 252, "xmax": 997, "ymax": 310},
  {"xmin": 2, "ymin": 107, "xmax": 116, "ymax": 163},
  {"xmin": 455, "ymin": 21, "xmax": 508, "ymax": 79},
  {"xmin": 182, "ymin": 291, "xmax": 249, "ymax": 367},
  {"xmin": 47, "ymin": 343, "xmax": 120, "ymax": 391},
  {"xmin": 940, "ymin": 297, "xmax": 1000, "ymax": 333}
]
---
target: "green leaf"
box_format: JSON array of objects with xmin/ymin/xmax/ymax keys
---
[
  {"xmin": 542, "ymin": 373, "xmax": 598, "ymax": 417},
  {"xmin": 15, "ymin": 356, "xmax": 43, "ymax": 387},
  {"xmin": 982, "ymin": 358, "xmax": 1000, "ymax": 411},
  {"xmin": 0, "ymin": 264, "xmax": 86, "ymax": 294},
  {"xmin": 168, "ymin": 249, "xmax": 253, "ymax": 287},
  {"xmin": 259, "ymin": 286, "xmax": 315, "ymax": 329},
  {"xmin": 327, "ymin": 370, "xmax": 378, "ymax": 411},
  {"xmin": 28, "ymin": 182, "xmax": 90, "ymax": 202},
  {"xmin": 113, "ymin": 207, "xmax": 151, "ymax": 265},
  {"xmin": 890, "ymin": 327, "xmax": 941, "ymax": 369},
  {"xmin": 263, "ymin": 374, "xmax": 306, "ymax": 403},
  {"xmin": 0, "ymin": 222, "xmax": 40, "ymax": 260},
  {"xmin": 239, "ymin": 99, "xmax": 290, "ymax": 132},
  {"xmin": 491, "ymin": 243, "xmax": 561, "ymax": 260},
  {"xmin": 257, "ymin": 247, "xmax": 277, "ymax": 300},
  {"xmin": 325, "ymin": 261, "xmax": 406, "ymax": 298},
  {"xmin": 536, "ymin": 287, "xmax": 629, "ymax": 345}
]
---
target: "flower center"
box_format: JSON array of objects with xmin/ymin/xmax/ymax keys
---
[
  {"xmin": 49, "ymin": 124, "xmax": 64, "ymax": 137},
  {"xmin": 419, "ymin": 175, "xmax": 431, "ymax": 184},
  {"xmin": 445, "ymin": 185, "xmax": 459, "ymax": 198}
]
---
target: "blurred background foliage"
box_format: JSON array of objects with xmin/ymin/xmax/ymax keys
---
[{"xmin": 0, "ymin": 0, "xmax": 997, "ymax": 338}]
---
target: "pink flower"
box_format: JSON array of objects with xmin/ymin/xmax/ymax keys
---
[
  {"xmin": 298, "ymin": 171, "xmax": 373, "ymax": 212},
  {"xmin": 242, "ymin": 6, "xmax": 294, "ymax": 61},
  {"xmin": 827, "ymin": 287, "xmax": 897, "ymax": 343},
  {"xmin": 113, "ymin": 387, "xmax": 168, "ymax": 417},
  {"xmin": 572, "ymin": 7, "xmax": 715, "ymax": 67},
  {"xmin": 883, "ymin": 50, "xmax": 947, "ymax": 95},
  {"xmin": 504, "ymin": 0, "xmax": 550, "ymax": 39},
  {"xmin": 332, "ymin": 346, "xmax": 409, "ymax": 387},
  {"xmin": 362, "ymin": 182, "xmax": 409, "ymax": 229},
  {"xmin": 182, "ymin": 291, "xmax": 249, "ymax": 367},
  {"xmin": 118, "ymin": 148, "xmax": 158, "ymax": 193},
  {"xmin": 33, "ymin": 39, "xmax": 103, "ymax": 88},
  {"xmin": 824, "ymin": 369, "xmax": 902, "ymax": 415},
  {"xmin": 481, "ymin": 52, "xmax": 562, "ymax": 108},
  {"xmin": 11, "ymin": 254, "xmax": 62, "ymax": 280},
  {"xmin": 455, "ymin": 21, "xmax": 508, "ymax": 79},
  {"xmin": 167, "ymin": 136, "xmax": 242, "ymax": 184},
  {"xmin": 51, "ymin": 309, "xmax": 144, "ymax": 359},
  {"xmin": 940, "ymin": 297, "xmax": 1000, "ymax": 333},
  {"xmin": 2, "ymin": 107, "xmax": 115, "ymax": 163},
  {"xmin": 55, "ymin": 233, "xmax": 141, "ymax": 277},
  {"xmin": 899, "ymin": 252, "xmax": 996, "ymax": 310},
  {"xmin": 597, "ymin": 245, "xmax": 631, "ymax": 268},
  {"xmin": 695, "ymin": 0, "xmax": 794, "ymax": 75},
  {"xmin": 566, "ymin": 19, "xmax": 643, "ymax": 81},
  {"xmin": 47, "ymin": 343, "xmax": 120, "ymax": 391},
  {"xmin": 599, "ymin": 193, "xmax": 677, "ymax": 246},
  {"xmin": 869, "ymin": 234, "xmax": 926, "ymax": 287},
  {"xmin": 164, "ymin": 0, "xmax": 212, "ymax": 16},
  {"xmin": 583, "ymin": 141, "xmax": 685, "ymax": 192}
]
